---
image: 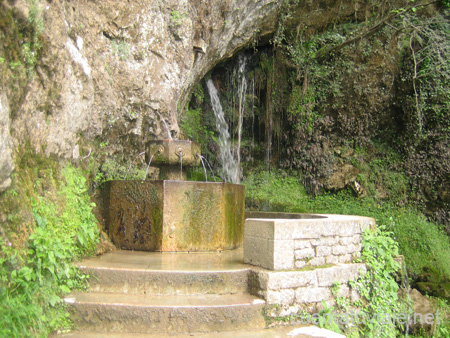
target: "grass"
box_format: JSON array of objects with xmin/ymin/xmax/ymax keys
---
[
  {"xmin": 243, "ymin": 167, "xmax": 450, "ymax": 337},
  {"xmin": 243, "ymin": 168, "xmax": 450, "ymax": 280}
]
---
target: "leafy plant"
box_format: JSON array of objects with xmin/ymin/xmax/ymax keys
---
[
  {"xmin": 318, "ymin": 300, "xmax": 343, "ymax": 334},
  {"xmin": 169, "ymin": 10, "xmax": 186, "ymax": 39},
  {"xmin": 243, "ymin": 169, "xmax": 309, "ymax": 212},
  {"xmin": 0, "ymin": 162, "xmax": 99, "ymax": 337},
  {"xmin": 111, "ymin": 39, "xmax": 129, "ymax": 60},
  {"xmin": 352, "ymin": 225, "xmax": 401, "ymax": 337}
]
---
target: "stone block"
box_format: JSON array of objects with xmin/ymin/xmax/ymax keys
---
[
  {"xmin": 290, "ymin": 220, "xmax": 327, "ymax": 239},
  {"xmin": 264, "ymin": 270, "xmax": 318, "ymax": 290},
  {"xmin": 295, "ymin": 287, "xmax": 331, "ymax": 304},
  {"xmin": 294, "ymin": 239, "xmax": 312, "ymax": 250},
  {"xmin": 338, "ymin": 254, "xmax": 352, "ymax": 263},
  {"xmin": 352, "ymin": 234, "xmax": 362, "ymax": 244},
  {"xmin": 244, "ymin": 235, "xmax": 273, "ymax": 269},
  {"xmin": 308, "ymin": 257, "xmax": 326, "ymax": 266},
  {"xmin": 325, "ymin": 255, "xmax": 339, "ymax": 265},
  {"xmin": 336, "ymin": 285, "xmax": 351, "ymax": 298},
  {"xmin": 295, "ymin": 248, "xmax": 315, "ymax": 260},
  {"xmin": 265, "ymin": 289, "xmax": 295, "ymax": 305},
  {"xmin": 105, "ymin": 180, "xmax": 244, "ymax": 251},
  {"xmin": 333, "ymin": 222, "xmax": 362, "ymax": 237},
  {"xmin": 273, "ymin": 240, "xmax": 295, "ymax": 270},
  {"xmin": 311, "ymin": 236, "xmax": 338, "ymax": 246},
  {"xmin": 253, "ymin": 270, "xmax": 270, "ymax": 291},
  {"xmin": 244, "ymin": 219, "xmax": 275, "ymax": 239},
  {"xmin": 295, "ymin": 260, "xmax": 306, "ymax": 269},
  {"xmin": 316, "ymin": 264, "xmax": 366, "ymax": 287},
  {"xmin": 339, "ymin": 236, "xmax": 355, "ymax": 246},
  {"xmin": 360, "ymin": 219, "xmax": 373, "ymax": 232},
  {"xmin": 273, "ymin": 221, "xmax": 296, "ymax": 240},
  {"xmin": 332, "ymin": 244, "xmax": 356, "ymax": 255},
  {"xmin": 315, "ymin": 246, "xmax": 332, "ymax": 257}
]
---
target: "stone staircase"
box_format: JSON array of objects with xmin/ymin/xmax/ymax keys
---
[{"xmin": 62, "ymin": 249, "xmax": 267, "ymax": 336}]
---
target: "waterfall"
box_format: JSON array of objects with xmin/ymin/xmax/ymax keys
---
[
  {"xmin": 236, "ymin": 54, "xmax": 247, "ymax": 180},
  {"xmin": 206, "ymin": 79, "xmax": 239, "ymax": 184}
]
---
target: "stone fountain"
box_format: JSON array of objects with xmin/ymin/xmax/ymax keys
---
[{"xmin": 103, "ymin": 139, "xmax": 245, "ymax": 252}]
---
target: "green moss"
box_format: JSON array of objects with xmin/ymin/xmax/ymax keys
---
[
  {"xmin": 181, "ymin": 187, "xmax": 220, "ymax": 249},
  {"xmin": 224, "ymin": 189, "xmax": 243, "ymax": 246}
]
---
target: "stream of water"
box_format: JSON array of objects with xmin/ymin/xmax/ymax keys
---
[
  {"xmin": 206, "ymin": 78, "xmax": 239, "ymax": 184},
  {"xmin": 206, "ymin": 55, "xmax": 248, "ymax": 184},
  {"xmin": 236, "ymin": 54, "xmax": 247, "ymax": 180}
]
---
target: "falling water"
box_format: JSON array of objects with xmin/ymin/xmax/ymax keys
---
[
  {"xmin": 198, "ymin": 154, "xmax": 208, "ymax": 182},
  {"xmin": 179, "ymin": 152, "xmax": 183, "ymax": 180},
  {"xmin": 144, "ymin": 154, "xmax": 154, "ymax": 179},
  {"xmin": 236, "ymin": 54, "xmax": 247, "ymax": 179},
  {"xmin": 201, "ymin": 155, "xmax": 216, "ymax": 182},
  {"xmin": 125, "ymin": 151, "xmax": 146, "ymax": 179},
  {"xmin": 155, "ymin": 111, "xmax": 173, "ymax": 140},
  {"xmin": 207, "ymin": 79, "xmax": 239, "ymax": 183}
]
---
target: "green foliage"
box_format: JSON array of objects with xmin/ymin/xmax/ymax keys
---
[
  {"xmin": 22, "ymin": 0, "xmax": 43, "ymax": 76},
  {"xmin": 111, "ymin": 39, "xmax": 129, "ymax": 60},
  {"xmin": 287, "ymin": 85, "xmax": 320, "ymax": 133},
  {"xmin": 317, "ymin": 300, "xmax": 343, "ymax": 334},
  {"xmin": 180, "ymin": 107, "xmax": 212, "ymax": 143},
  {"xmin": 169, "ymin": 10, "xmax": 186, "ymax": 39},
  {"xmin": 180, "ymin": 84, "xmax": 217, "ymax": 163},
  {"xmin": 311, "ymin": 190, "xmax": 450, "ymax": 280},
  {"xmin": 352, "ymin": 225, "xmax": 401, "ymax": 337},
  {"xmin": 93, "ymin": 156, "xmax": 148, "ymax": 186},
  {"xmin": 0, "ymin": 162, "xmax": 99, "ymax": 337},
  {"xmin": 180, "ymin": 84, "xmax": 212, "ymax": 147},
  {"xmin": 243, "ymin": 169, "xmax": 309, "ymax": 212},
  {"xmin": 243, "ymin": 168, "xmax": 450, "ymax": 281}
]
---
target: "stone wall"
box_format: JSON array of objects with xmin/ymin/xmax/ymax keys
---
[
  {"xmin": 244, "ymin": 213, "xmax": 374, "ymax": 317},
  {"xmin": 244, "ymin": 214, "xmax": 374, "ymax": 270},
  {"xmin": 249, "ymin": 263, "xmax": 366, "ymax": 317}
]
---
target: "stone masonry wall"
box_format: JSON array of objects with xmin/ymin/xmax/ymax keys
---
[
  {"xmin": 244, "ymin": 214, "xmax": 374, "ymax": 270},
  {"xmin": 244, "ymin": 214, "xmax": 375, "ymax": 317},
  {"xmin": 249, "ymin": 263, "xmax": 366, "ymax": 317}
]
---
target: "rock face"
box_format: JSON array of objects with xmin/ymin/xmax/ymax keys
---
[
  {"xmin": 0, "ymin": 0, "xmax": 281, "ymax": 191},
  {"xmin": 0, "ymin": 93, "xmax": 14, "ymax": 191}
]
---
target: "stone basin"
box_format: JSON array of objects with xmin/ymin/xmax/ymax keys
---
[{"xmin": 104, "ymin": 180, "xmax": 244, "ymax": 252}]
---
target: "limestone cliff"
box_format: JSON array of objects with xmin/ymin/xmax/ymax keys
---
[{"xmin": 0, "ymin": 0, "xmax": 281, "ymax": 191}]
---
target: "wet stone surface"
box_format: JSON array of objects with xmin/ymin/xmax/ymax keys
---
[{"xmin": 104, "ymin": 180, "xmax": 245, "ymax": 252}]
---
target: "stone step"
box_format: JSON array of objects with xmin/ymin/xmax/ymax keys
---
[
  {"xmin": 55, "ymin": 324, "xmax": 346, "ymax": 337},
  {"xmin": 78, "ymin": 250, "xmax": 251, "ymax": 295},
  {"xmin": 65, "ymin": 292, "xmax": 266, "ymax": 334}
]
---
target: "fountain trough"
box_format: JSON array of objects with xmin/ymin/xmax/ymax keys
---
[{"xmin": 104, "ymin": 139, "xmax": 244, "ymax": 252}]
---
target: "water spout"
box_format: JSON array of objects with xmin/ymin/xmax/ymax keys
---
[
  {"xmin": 179, "ymin": 152, "xmax": 183, "ymax": 181},
  {"xmin": 155, "ymin": 111, "xmax": 172, "ymax": 140},
  {"xmin": 125, "ymin": 151, "xmax": 146, "ymax": 180},
  {"xmin": 144, "ymin": 154, "xmax": 154, "ymax": 179},
  {"xmin": 201, "ymin": 155, "xmax": 216, "ymax": 182},
  {"xmin": 198, "ymin": 154, "xmax": 208, "ymax": 182},
  {"xmin": 207, "ymin": 79, "xmax": 239, "ymax": 184}
]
